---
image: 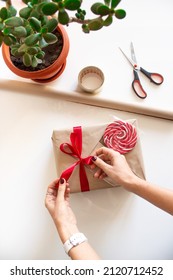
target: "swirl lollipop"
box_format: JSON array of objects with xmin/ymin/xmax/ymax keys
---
[{"xmin": 103, "ymin": 120, "xmax": 137, "ymax": 154}]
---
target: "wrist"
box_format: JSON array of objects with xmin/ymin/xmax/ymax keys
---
[
  {"xmin": 56, "ymin": 223, "xmax": 80, "ymax": 243},
  {"xmin": 123, "ymin": 175, "xmax": 145, "ymax": 192}
]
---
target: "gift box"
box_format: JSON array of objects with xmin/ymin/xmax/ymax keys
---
[{"xmin": 52, "ymin": 119, "xmax": 145, "ymax": 193}]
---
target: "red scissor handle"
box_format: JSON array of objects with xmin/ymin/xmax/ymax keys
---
[
  {"xmin": 140, "ymin": 67, "xmax": 164, "ymax": 85},
  {"xmin": 132, "ymin": 70, "xmax": 147, "ymax": 99}
]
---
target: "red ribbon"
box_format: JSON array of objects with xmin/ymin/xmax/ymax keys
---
[{"xmin": 58, "ymin": 126, "xmax": 92, "ymax": 192}]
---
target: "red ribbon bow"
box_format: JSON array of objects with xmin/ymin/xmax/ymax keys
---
[{"xmin": 59, "ymin": 126, "xmax": 92, "ymax": 192}]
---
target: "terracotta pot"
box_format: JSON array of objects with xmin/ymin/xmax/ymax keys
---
[{"xmin": 2, "ymin": 24, "xmax": 69, "ymax": 83}]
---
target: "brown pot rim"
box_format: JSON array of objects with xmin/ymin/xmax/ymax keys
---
[{"xmin": 2, "ymin": 24, "xmax": 69, "ymax": 80}]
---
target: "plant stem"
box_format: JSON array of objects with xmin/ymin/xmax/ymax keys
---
[
  {"xmin": 69, "ymin": 16, "xmax": 102, "ymax": 24},
  {"xmin": 5, "ymin": 0, "xmax": 12, "ymax": 8}
]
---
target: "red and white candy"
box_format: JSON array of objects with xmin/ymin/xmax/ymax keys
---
[{"xmin": 103, "ymin": 120, "xmax": 137, "ymax": 154}]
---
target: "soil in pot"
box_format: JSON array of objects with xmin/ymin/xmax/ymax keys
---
[{"xmin": 10, "ymin": 29, "xmax": 63, "ymax": 72}]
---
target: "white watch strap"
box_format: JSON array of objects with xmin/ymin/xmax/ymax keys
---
[{"xmin": 63, "ymin": 233, "xmax": 87, "ymax": 255}]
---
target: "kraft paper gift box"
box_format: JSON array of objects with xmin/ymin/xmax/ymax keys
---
[{"xmin": 52, "ymin": 119, "xmax": 145, "ymax": 193}]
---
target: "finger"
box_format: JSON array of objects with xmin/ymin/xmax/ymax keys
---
[
  {"xmin": 98, "ymin": 172, "xmax": 107, "ymax": 179},
  {"xmin": 93, "ymin": 167, "xmax": 103, "ymax": 178},
  {"xmin": 92, "ymin": 156, "xmax": 110, "ymax": 174},
  {"xmin": 57, "ymin": 178, "xmax": 67, "ymax": 202}
]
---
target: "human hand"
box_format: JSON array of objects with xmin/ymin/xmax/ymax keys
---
[
  {"xmin": 45, "ymin": 178, "xmax": 79, "ymax": 243},
  {"xmin": 91, "ymin": 147, "xmax": 137, "ymax": 190}
]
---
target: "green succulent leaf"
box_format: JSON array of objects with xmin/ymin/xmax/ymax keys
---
[
  {"xmin": 24, "ymin": 33, "xmax": 41, "ymax": 46},
  {"xmin": 39, "ymin": 37, "xmax": 49, "ymax": 48},
  {"xmin": 8, "ymin": 6, "xmax": 17, "ymax": 17},
  {"xmin": 45, "ymin": 18, "xmax": 58, "ymax": 32},
  {"xmin": 27, "ymin": 47, "xmax": 39, "ymax": 55},
  {"xmin": 114, "ymin": 9, "xmax": 126, "ymax": 19},
  {"xmin": 4, "ymin": 17, "xmax": 24, "ymax": 27},
  {"xmin": 58, "ymin": 10, "xmax": 70, "ymax": 25},
  {"xmin": 18, "ymin": 43, "xmax": 28, "ymax": 53},
  {"xmin": 104, "ymin": 0, "xmax": 111, "ymax": 6},
  {"xmin": 23, "ymin": 53, "xmax": 32, "ymax": 67},
  {"xmin": 43, "ymin": 33, "xmax": 58, "ymax": 44},
  {"xmin": 3, "ymin": 27, "xmax": 11, "ymax": 36},
  {"xmin": 111, "ymin": 0, "xmax": 121, "ymax": 9},
  {"xmin": 36, "ymin": 51, "xmax": 45, "ymax": 59},
  {"xmin": 0, "ymin": 35, "xmax": 3, "ymax": 46},
  {"xmin": 29, "ymin": 17, "xmax": 41, "ymax": 32},
  {"xmin": 31, "ymin": 56, "xmax": 39, "ymax": 68},
  {"xmin": 64, "ymin": 0, "xmax": 82, "ymax": 11},
  {"xmin": 30, "ymin": 10, "xmax": 40, "ymax": 19},
  {"xmin": 103, "ymin": 14, "xmax": 113, "ymax": 26},
  {"xmin": 3, "ymin": 35, "xmax": 14, "ymax": 46},
  {"xmin": 88, "ymin": 18, "xmax": 104, "ymax": 31},
  {"xmin": 42, "ymin": 3, "xmax": 58, "ymax": 16},
  {"xmin": 25, "ymin": 25, "xmax": 33, "ymax": 36},
  {"xmin": 12, "ymin": 26, "xmax": 27, "ymax": 38},
  {"xmin": 0, "ymin": 23, "xmax": 4, "ymax": 31},
  {"xmin": 98, "ymin": 5, "xmax": 110, "ymax": 16},
  {"xmin": 91, "ymin": 3, "xmax": 103, "ymax": 15},
  {"xmin": 41, "ymin": 27, "xmax": 48, "ymax": 34},
  {"xmin": 82, "ymin": 24, "xmax": 90, "ymax": 33},
  {"xmin": 0, "ymin": 7, "xmax": 8, "ymax": 20},
  {"xmin": 19, "ymin": 7, "xmax": 32, "ymax": 19}
]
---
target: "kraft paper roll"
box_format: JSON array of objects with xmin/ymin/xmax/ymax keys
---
[{"xmin": 1, "ymin": 79, "xmax": 173, "ymax": 121}]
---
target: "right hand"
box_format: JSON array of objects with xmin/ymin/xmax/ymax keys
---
[{"xmin": 91, "ymin": 147, "xmax": 137, "ymax": 190}]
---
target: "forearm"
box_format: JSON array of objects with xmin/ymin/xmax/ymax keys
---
[
  {"xmin": 68, "ymin": 242, "xmax": 100, "ymax": 260},
  {"xmin": 55, "ymin": 223, "xmax": 100, "ymax": 260},
  {"xmin": 124, "ymin": 177, "xmax": 173, "ymax": 215}
]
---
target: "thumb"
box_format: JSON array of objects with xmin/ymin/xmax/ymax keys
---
[
  {"xmin": 57, "ymin": 178, "xmax": 66, "ymax": 201},
  {"xmin": 92, "ymin": 156, "xmax": 110, "ymax": 174}
]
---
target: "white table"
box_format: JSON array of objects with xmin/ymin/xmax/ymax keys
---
[{"xmin": 0, "ymin": 0, "xmax": 173, "ymax": 260}]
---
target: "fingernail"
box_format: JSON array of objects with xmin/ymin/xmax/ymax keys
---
[
  {"xmin": 92, "ymin": 156, "xmax": 97, "ymax": 162},
  {"xmin": 60, "ymin": 178, "xmax": 65, "ymax": 184}
]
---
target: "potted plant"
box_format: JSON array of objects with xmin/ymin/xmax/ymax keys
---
[{"xmin": 0, "ymin": 0, "xmax": 126, "ymax": 83}]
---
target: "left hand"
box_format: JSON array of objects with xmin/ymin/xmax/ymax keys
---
[{"xmin": 45, "ymin": 178, "xmax": 79, "ymax": 243}]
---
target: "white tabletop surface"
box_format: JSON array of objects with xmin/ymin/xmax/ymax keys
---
[{"xmin": 0, "ymin": 0, "xmax": 173, "ymax": 260}]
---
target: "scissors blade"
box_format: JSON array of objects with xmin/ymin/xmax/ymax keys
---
[
  {"xmin": 130, "ymin": 42, "xmax": 137, "ymax": 64},
  {"xmin": 119, "ymin": 47, "xmax": 135, "ymax": 67}
]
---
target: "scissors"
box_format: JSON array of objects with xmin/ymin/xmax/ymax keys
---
[{"xmin": 119, "ymin": 42, "xmax": 164, "ymax": 99}]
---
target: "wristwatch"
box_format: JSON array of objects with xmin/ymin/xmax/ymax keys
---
[{"xmin": 63, "ymin": 232, "xmax": 87, "ymax": 255}]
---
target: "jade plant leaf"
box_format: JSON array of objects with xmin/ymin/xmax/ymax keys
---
[
  {"xmin": 0, "ymin": 23, "xmax": 4, "ymax": 30},
  {"xmin": 3, "ymin": 35, "xmax": 14, "ymax": 46},
  {"xmin": 58, "ymin": 10, "xmax": 70, "ymax": 25},
  {"xmin": 4, "ymin": 17, "xmax": 24, "ymax": 27},
  {"xmin": 27, "ymin": 47, "xmax": 39, "ymax": 55},
  {"xmin": 104, "ymin": 0, "xmax": 111, "ymax": 6},
  {"xmin": 36, "ymin": 51, "xmax": 45, "ymax": 59},
  {"xmin": 43, "ymin": 33, "xmax": 58, "ymax": 44},
  {"xmin": 19, "ymin": 7, "xmax": 32, "ymax": 19},
  {"xmin": 103, "ymin": 15, "xmax": 113, "ymax": 26},
  {"xmin": 12, "ymin": 26, "xmax": 27, "ymax": 38},
  {"xmin": 42, "ymin": 3, "xmax": 58, "ymax": 16},
  {"xmin": 3, "ymin": 27, "xmax": 11, "ymax": 36},
  {"xmin": 97, "ymin": 5, "xmax": 110, "ymax": 16},
  {"xmin": 0, "ymin": 36, "xmax": 3, "ymax": 46},
  {"xmin": 44, "ymin": 18, "xmax": 58, "ymax": 32},
  {"xmin": 111, "ymin": 0, "xmax": 121, "ymax": 9},
  {"xmin": 23, "ymin": 53, "xmax": 32, "ymax": 67},
  {"xmin": 24, "ymin": 33, "xmax": 41, "ymax": 46},
  {"xmin": 114, "ymin": 9, "xmax": 126, "ymax": 19},
  {"xmin": 0, "ymin": 7, "xmax": 8, "ymax": 20},
  {"xmin": 88, "ymin": 18, "xmax": 104, "ymax": 31},
  {"xmin": 8, "ymin": 6, "xmax": 17, "ymax": 17},
  {"xmin": 91, "ymin": 3, "xmax": 104, "ymax": 15},
  {"xmin": 91, "ymin": 3, "xmax": 110, "ymax": 16},
  {"xmin": 64, "ymin": 0, "xmax": 82, "ymax": 11},
  {"xmin": 29, "ymin": 17, "xmax": 41, "ymax": 32}
]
